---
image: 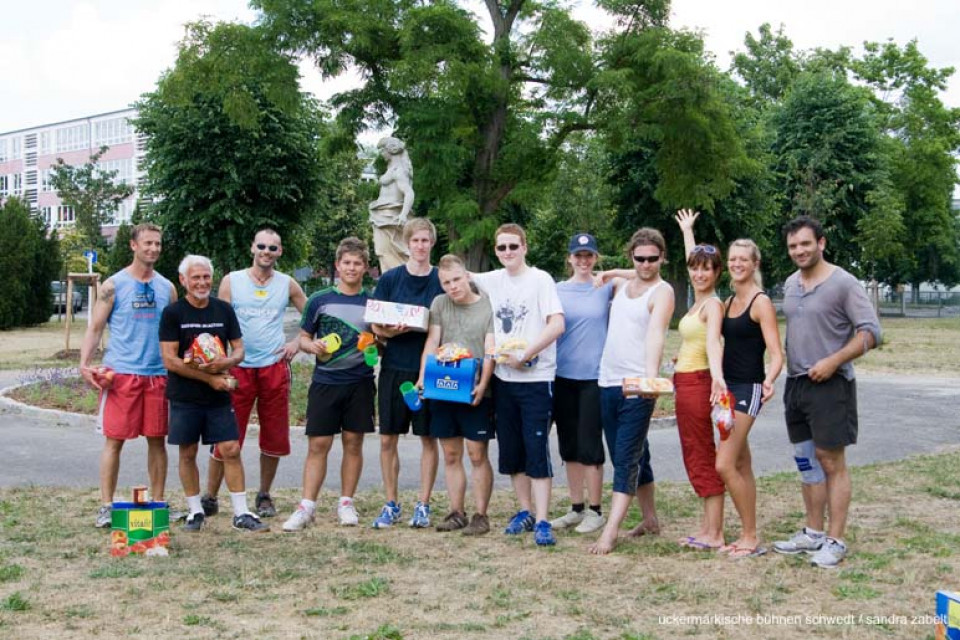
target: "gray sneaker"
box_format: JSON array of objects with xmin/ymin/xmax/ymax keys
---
[
  {"xmin": 233, "ymin": 512, "xmax": 270, "ymax": 533},
  {"xmin": 772, "ymin": 528, "xmax": 825, "ymax": 555},
  {"xmin": 549, "ymin": 508, "xmax": 585, "ymax": 530},
  {"xmin": 810, "ymin": 537, "xmax": 847, "ymax": 569},
  {"xmin": 95, "ymin": 505, "xmax": 112, "ymax": 528}
]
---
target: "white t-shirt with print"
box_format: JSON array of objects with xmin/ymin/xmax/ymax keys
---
[{"xmin": 473, "ymin": 267, "xmax": 564, "ymax": 383}]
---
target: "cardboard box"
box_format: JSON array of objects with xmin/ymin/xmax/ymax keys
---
[
  {"xmin": 422, "ymin": 356, "xmax": 478, "ymax": 404},
  {"xmin": 364, "ymin": 300, "xmax": 429, "ymax": 332},
  {"xmin": 936, "ymin": 591, "xmax": 960, "ymax": 640},
  {"xmin": 110, "ymin": 501, "xmax": 170, "ymax": 557}
]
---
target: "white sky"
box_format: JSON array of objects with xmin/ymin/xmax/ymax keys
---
[{"xmin": 1, "ymin": 0, "xmax": 958, "ymax": 134}]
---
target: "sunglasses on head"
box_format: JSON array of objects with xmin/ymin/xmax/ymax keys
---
[
  {"xmin": 632, "ymin": 254, "xmax": 661, "ymax": 264},
  {"xmin": 496, "ymin": 243, "xmax": 521, "ymax": 252},
  {"xmin": 692, "ymin": 244, "xmax": 717, "ymax": 255},
  {"xmin": 256, "ymin": 243, "xmax": 279, "ymax": 252}
]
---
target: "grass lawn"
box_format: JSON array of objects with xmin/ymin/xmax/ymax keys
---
[{"xmin": 1, "ymin": 450, "xmax": 959, "ymax": 639}]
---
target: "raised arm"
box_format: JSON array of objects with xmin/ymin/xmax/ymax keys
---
[{"xmin": 674, "ymin": 208, "xmax": 700, "ymax": 258}]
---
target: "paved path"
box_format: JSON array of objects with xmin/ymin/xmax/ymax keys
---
[{"xmin": 2, "ymin": 370, "xmax": 958, "ymax": 496}]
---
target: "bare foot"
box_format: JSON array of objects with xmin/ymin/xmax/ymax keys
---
[
  {"xmin": 624, "ymin": 519, "xmax": 661, "ymax": 538},
  {"xmin": 588, "ymin": 531, "xmax": 618, "ymax": 555}
]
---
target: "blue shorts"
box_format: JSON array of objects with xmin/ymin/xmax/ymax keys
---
[
  {"xmin": 727, "ymin": 382, "xmax": 763, "ymax": 418},
  {"xmin": 168, "ymin": 401, "xmax": 239, "ymax": 446},
  {"xmin": 600, "ymin": 387, "xmax": 655, "ymax": 494},
  {"xmin": 430, "ymin": 398, "xmax": 494, "ymax": 441},
  {"xmin": 493, "ymin": 379, "xmax": 553, "ymax": 479}
]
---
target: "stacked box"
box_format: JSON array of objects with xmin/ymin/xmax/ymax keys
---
[
  {"xmin": 422, "ymin": 356, "xmax": 477, "ymax": 405},
  {"xmin": 110, "ymin": 501, "xmax": 170, "ymax": 557},
  {"xmin": 936, "ymin": 591, "xmax": 960, "ymax": 640},
  {"xmin": 364, "ymin": 300, "xmax": 429, "ymax": 331}
]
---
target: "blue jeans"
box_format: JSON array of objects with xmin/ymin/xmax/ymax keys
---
[{"xmin": 600, "ymin": 387, "xmax": 655, "ymax": 494}]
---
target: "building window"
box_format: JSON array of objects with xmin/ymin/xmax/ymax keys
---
[
  {"xmin": 0, "ymin": 175, "xmax": 8, "ymax": 196},
  {"xmin": 12, "ymin": 137, "xmax": 23, "ymax": 159},
  {"xmin": 0, "ymin": 139, "xmax": 7, "ymax": 162},
  {"xmin": 57, "ymin": 205, "xmax": 75, "ymax": 225},
  {"xmin": 39, "ymin": 132, "xmax": 51, "ymax": 155},
  {"xmin": 98, "ymin": 158, "xmax": 133, "ymax": 185},
  {"xmin": 56, "ymin": 124, "xmax": 89, "ymax": 153},
  {"xmin": 41, "ymin": 169, "xmax": 53, "ymax": 192},
  {"xmin": 40, "ymin": 207, "xmax": 53, "ymax": 226},
  {"xmin": 12, "ymin": 173, "xmax": 22, "ymax": 196},
  {"xmin": 94, "ymin": 118, "xmax": 133, "ymax": 147}
]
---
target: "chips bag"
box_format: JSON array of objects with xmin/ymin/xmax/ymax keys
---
[
  {"xmin": 712, "ymin": 391, "xmax": 736, "ymax": 441},
  {"xmin": 188, "ymin": 333, "xmax": 225, "ymax": 364}
]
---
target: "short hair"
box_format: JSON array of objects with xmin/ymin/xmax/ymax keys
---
[
  {"xmin": 254, "ymin": 227, "xmax": 281, "ymax": 244},
  {"xmin": 728, "ymin": 238, "xmax": 763, "ymax": 288},
  {"xmin": 336, "ymin": 237, "xmax": 370, "ymax": 265},
  {"xmin": 626, "ymin": 228, "xmax": 666, "ymax": 260},
  {"xmin": 494, "ymin": 223, "xmax": 527, "ymax": 245},
  {"xmin": 686, "ymin": 245, "xmax": 723, "ymax": 273},
  {"xmin": 782, "ymin": 215, "xmax": 823, "ymax": 241},
  {"xmin": 437, "ymin": 254, "xmax": 465, "ymax": 271},
  {"xmin": 178, "ymin": 254, "xmax": 213, "ymax": 277},
  {"xmin": 403, "ymin": 217, "xmax": 437, "ymax": 244},
  {"xmin": 131, "ymin": 222, "xmax": 162, "ymax": 241}
]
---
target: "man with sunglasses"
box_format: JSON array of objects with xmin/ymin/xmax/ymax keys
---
[
  {"xmin": 470, "ymin": 223, "xmax": 565, "ymax": 546},
  {"xmin": 80, "ymin": 223, "xmax": 178, "ymax": 528},
  {"xmin": 200, "ymin": 229, "xmax": 307, "ymax": 519}
]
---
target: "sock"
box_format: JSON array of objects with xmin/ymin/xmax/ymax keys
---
[
  {"xmin": 186, "ymin": 494, "xmax": 203, "ymax": 516},
  {"xmin": 339, "ymin": 496, "xmax": 353, "ymax": 507},
  {"xmin": 804, "ymin": 526, "xmax": 825, "ymax": 537},
  {"xmin": 571, "ymin": 503, "xmax": 585, "ymax": 513},
  {"xmin": 230, "ymin": 491, "xmax": 249, "ymax": 517},
  {"xmin": 589, "ymin": 505, "xmax": 602, "ymax": 517},
  {"xmin": 299, "ymin": 499, "xmax": 317, "ymax": 514}
]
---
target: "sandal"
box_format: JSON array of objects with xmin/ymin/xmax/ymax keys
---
[{"xmin": 728, "ymin": 545, "xmax": 767, "ymax": 559}]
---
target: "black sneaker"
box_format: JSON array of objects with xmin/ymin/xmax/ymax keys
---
[
  {"xmin": 233, "ymin": 512, "xmax": 270, "ymax": 533},
  {"xmin": 182, "ymin": 512, "xmax": 205, "ymax": 532},
  {"xmin": 201, "ymin": 494, "xmax": 219, "ymax": 517},
  {"xmin": 256, "ymin": 492, "xmax": 277, "ymax": 518}
]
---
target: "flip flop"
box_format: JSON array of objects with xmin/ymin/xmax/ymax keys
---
[
  {"xmin": 728, "ymin": 545, "xmax": 768, "ymax": 559},
  {"xmin": 681, "ymin": 537, "xmax": 721, "ymax": 551},
  {"xmin": 717, "ymin": 544, "xmax": 735, "ymax": 554}
]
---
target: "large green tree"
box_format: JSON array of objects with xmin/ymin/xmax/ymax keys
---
[
  {"xmin": 0, "ymin": 198, "xmax": 60, "ymax": 329},
  {"xmin": 49, "ymin": 146, "xmax": 134, "ymax": 252},
  {"xmin": 135, "ymin": 20, "xmax": 333, "ymax": 275}
]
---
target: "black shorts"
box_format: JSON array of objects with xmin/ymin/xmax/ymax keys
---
[
  {"xmin": 784, "ymin": 375, "xmax": 858, "ymax": 449},
  {"xmin": 305, "ymin": 379, "xmax": 376, "ymax": 437},
  {"xmin": 168, "ymin": 401, "xmax": 238, "ymax": 446},
  {"xmin": 377, "ymin": 367, "xmax": 430, "ymax": 436},
  {"xmin": 553, "ymin": 377, "xmax": 605, "ymax": 465},
  {"xmin": 430, "ymin": 398, "xmax": 495, "ymax": 441}
]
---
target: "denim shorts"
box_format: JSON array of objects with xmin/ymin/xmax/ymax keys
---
[{"xmin": 599, "ymin": 387, "xmax": 655, "ymax": 494}]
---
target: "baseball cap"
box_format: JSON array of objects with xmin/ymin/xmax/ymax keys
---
[{"xmin": 568, "ymin": 233, "xmax": 599, "ymax": 255}]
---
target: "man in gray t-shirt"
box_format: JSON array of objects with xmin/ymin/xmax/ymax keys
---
[{"xmin": 773, "ymin": 216, "xmax": 881, "ymax": 569}]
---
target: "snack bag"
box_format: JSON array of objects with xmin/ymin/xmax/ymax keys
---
[
  {"xmin": 712, "ymin": 391, "xmax": 736, "ymax": 441},
  {"xmin": 437, "ymin": 343, "xmax": 473, "ymax": 363},
  {"xmin": 493, "ymin": 339, "xmax": 536, "ymax": 366},
  {"xmin": 188, "ymin": 333, "xmax": 225, "ymax": 364}
]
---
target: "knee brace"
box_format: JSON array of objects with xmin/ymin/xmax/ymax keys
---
[{"xmin": 793, "ymin": 440, "xmax": 825, "ymax": 485}]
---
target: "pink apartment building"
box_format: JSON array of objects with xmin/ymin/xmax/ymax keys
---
[{"xmin": 0, "ymin": 108, "xmax": 141, "ymax": 236}]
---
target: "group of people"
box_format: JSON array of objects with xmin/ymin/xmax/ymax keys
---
[{"xmin": 81, "ymin": 211, "xmax": 880, "ymax": 568}]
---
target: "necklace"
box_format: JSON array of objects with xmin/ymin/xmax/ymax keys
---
[{"xmin": 249, "ymin": 268, "xmax": 273, "ymax": 287}]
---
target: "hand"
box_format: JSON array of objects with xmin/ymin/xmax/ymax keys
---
[
  {"xmin": 674, "ymin": 208, "xmax": 700, "ymax": 231},
  {"xmin": 807, "ymin": 357, "xmax": 838, "ymax": 383},
  {"xmin": 710, "ymin": 377, "xmax": 727, "ymax": 405},
  {"xmin": 415, "ymin": 377, "xmax": 424, "ymax": 391},
  {"xmin": 471, "ymin": 383, "xmax": 486, "ymax": 407},
  {"xmin": 761, "ymin": 379, "xmax": 776, "ymax": 403},
  {"xmin": 593, "ymin": 271, "xmax": 608, "ymax": 287},
  {"xmin": 502, "ymin": 353, "xmax": 527, "ymax": 371},
  {"xmin": 208, "ymin": 374, "xmax": 233, "ymax": 392},
  {"xmin": 80, "ymin": 366, "xmax": 103, "ymax": 391},
  {"xmin": 199, "ymin": 356, "xmax": 232, "ymax": 375},
  {"xmin": 276, "ymin": 339, "xmax": 300, "ymax": 362}
]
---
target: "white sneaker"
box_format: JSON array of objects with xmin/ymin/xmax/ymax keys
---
[
  {"xmin": 338, "ymin": 500, "xmax": 359, "ymax": 526},
  {"xmin": 772, "ymin": 528, "xmax": 825, "ymax": 555},
  {"xmin": 810, "ymin": 537, "xmax": 847, "ymax": 569},
  {"xmin": 549, "ymin": 508, "xmax": 585, "ymax": 530},
  {"xmin": 282, "ymin": 506, "xmax": 315, "ymax": 532},
  {"xmin": 574, "ymin": 509, "xmax": 607, "ymax": 534}
]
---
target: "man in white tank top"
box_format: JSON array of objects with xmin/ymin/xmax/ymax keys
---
[
  {"xmin": 589, "ymin": 228, "xmax": 674, "ymax": 555},
  {"xmin": 201, "ymin": 229, "xmax": 307, "ymax": 520}
]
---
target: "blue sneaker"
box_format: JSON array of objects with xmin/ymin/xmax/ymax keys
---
[
  {"xmin": 504, "ymin": 510, "xmax": 535, "ymax": 535},
  {"xmin": 408, "ymin": 501, "xmax": 431, "ymax": 528},
  {"xmin": 534, "ymin": 520, "xmax": 556, "ymax": 546},
  {"xmin": 372, "ymin": 501, "xmax": 401, "ymax": 529}
]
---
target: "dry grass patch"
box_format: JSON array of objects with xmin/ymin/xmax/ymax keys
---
[{"xmin": 1, "ymin": 450, "xmax": 958, "ymax": 639}]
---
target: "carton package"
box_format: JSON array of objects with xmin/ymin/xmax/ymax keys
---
[
  {"xmin": 364, "ymin": 300, "xmax": 429, "ymax": 332},
  {"xmin": 936, "ymin": 591, "xmax": 960, "ymax": 640}
]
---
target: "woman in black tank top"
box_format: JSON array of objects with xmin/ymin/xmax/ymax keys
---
[{"xmin": 677, "ymin": 210, "xmax": 783, "ymax": 558}]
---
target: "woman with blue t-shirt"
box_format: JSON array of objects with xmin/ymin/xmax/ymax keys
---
[{"xmin": 549, "ymin": 234, "xmax": 614, "ymax": 535}]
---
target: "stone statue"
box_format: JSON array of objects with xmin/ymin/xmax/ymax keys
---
[{"xmin": 368, "ymin": 136, "xmax": 414, "ymax": 271}]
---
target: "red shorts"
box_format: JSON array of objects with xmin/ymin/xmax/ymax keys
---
[
  {"xmin": 98, "ymin": 374, "xmax": 168, "ymax": 440},
  {"xmin": 674, "ymin": 370, "xmax": 724, "ymax": 498},
  {"xmin": 212, "ymin": 360, "xmax": 291, "ymax": 459}
]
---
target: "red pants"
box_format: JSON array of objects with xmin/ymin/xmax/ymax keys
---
[
  {"xmin": 674, "ymin": 370, "xmax": 724, "ymax": 497},
  {"xmin": 212, "ymin": 361, "xmax": 291, "ymax": 459}
]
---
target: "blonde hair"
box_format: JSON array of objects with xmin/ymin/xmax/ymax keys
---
[
  {"xmin": 494, "ymin": 223, "xmax": 526, "ymax": 245},
  {"xmin": 437, "ymin": 253, "xmax": 465, "ymax": 271},
  {"xmin": 728, "ymin": 238, "xmax": 763, "ymax": 288},
  {"xmin": 403, "ymin": 217, "xmax": 437, "ymax": 244}
]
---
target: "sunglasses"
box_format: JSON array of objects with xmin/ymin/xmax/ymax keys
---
[
  {"xmin": 692, "ymin": 244, "xmax": 718, "ymax": 255},
  {"xmin": 256, "ymin": 243, "xmax": 279, "ymax": 252},
  {"xmin": 632, "ymin": 254, "xmax": 661, "ymax": 264},
  {"xmin": 496, "ymin": 243, "xmax": 521, "ymax": 252}
]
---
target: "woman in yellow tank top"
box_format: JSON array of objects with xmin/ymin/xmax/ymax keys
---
[{"xmin": 673, "ymin": 215, "xmax": 727, "ymax": 552}]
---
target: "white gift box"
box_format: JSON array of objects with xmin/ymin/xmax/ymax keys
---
[{"xmin": 364, "ymin": 299, "xmax": 430, "ymax": 332}]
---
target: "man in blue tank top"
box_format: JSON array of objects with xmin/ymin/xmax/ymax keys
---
[
  {"xmin": 79, "ymin": 223, "xmax": 178, "ymax": 528},
  {"xmin": 201, "ymin": 229, "xmax": 307, "ymax": 519}
]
